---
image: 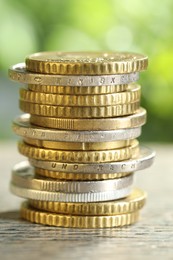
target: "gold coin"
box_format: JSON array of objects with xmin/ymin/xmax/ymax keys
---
[
  {"xmin": 28, "ymin": 84, "xmax": 128, "ymax": 95},
  {"xmin": 35, "ymin": 168, "xmax": 131, "ymax": 180},
  {"xmin": 30, "ymin": 107, "xmax": 146, "ymax": 131},
  {"xmin": 20, "ymin": 84, "xmax": 141, "ymax": 107},
  {"xmin": 29, "ymin": 188, "xmax": 146, "ymax": 215},
  {"xmin": 21, "ymin": 202, "xmax": 140, "ymax": 228},
  {"xmin": 18, "ymin": 139, "xmax": 139, "ymax": 163},
  {"xmin": 26, "ymin": 51, "xmax": 148, "ymax": 75},
  {"xmin": 24, "ymin": 138, "xmax": 132, "ymax": 151},
  {"xmin": 19, "ymin": 100, "xmax": 140, "ymax": 118}
]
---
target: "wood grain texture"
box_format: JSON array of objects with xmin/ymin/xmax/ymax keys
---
[{"xmin": 0, "ymin": 142, "xmax": 173, "ymax": 260}]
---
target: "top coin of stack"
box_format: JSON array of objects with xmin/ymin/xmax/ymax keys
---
[{"xmin": 9, "ymin": 51, "xmax": 155, "ymax": 228}]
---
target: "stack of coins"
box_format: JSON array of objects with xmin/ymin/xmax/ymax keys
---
[{"xmin": 9, "ymin": 52, "xmax": 155, "ymax": 228}]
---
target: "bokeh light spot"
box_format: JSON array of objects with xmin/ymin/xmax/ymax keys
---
[{"xmin": 106, "ymin": 26, "xmax": 133, "ymax": 51}]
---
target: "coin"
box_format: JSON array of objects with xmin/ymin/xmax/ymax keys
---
[
  {"xmin": 9, "ymin": 63, "xmax": 139, "ymax": 86},
  {"xmin": 20, "ymin": 84, "xmax": 141, "ymax": 106},
  {"xmin": 11, "ymin": 161, "xmax": 133, "ymax": 193},
  {"xmin": 21, "ymin": 202, "xmax": 140, "ymax": 228},
  {"xmin": 35, "ymin": 168, "xmax": 131, "ymax": 180},
  {"xmin": 13, "ymin": 114, "xmax": 142, "ymax": 142},
  {"xmin": 29, "ymin": 146, "xmax": 155, "ymax": 174},
  {"xmin": 19, "ymin": 100, "xmax": 140, "ymax": 118},
  {"xmin": 29, "ymin": 188, "xmax": 146, "ymax": 215},
  {"xmin": 28, "ymin": 84, "xmax": 128, "ymax": 95},
  {"xmin": 18, "ymin": 139, "xmax": 139, "ymax": 163},
  {"xmin": 11, "ymin": 184, "xmax": 132, "ymax": 202},
  {"xmin": 30, "ymin": 108, "xmax": 146, "ymax": 131},
  {"xmin": 24, "ymin": 138, "xmax": 132, "ymax": 151},
  {"xmin": 25, "ymin": 51, "xmax": 148, "ymax": 75}
]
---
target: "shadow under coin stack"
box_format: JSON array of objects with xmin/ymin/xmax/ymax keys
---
[{"xmin": 9, "ymin": 52, "xmax": 155, "ymax": 228}]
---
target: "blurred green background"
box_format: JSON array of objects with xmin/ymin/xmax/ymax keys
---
[{"xmin": 0, "ymin": 0, "xmax": 173, "ymax": 141}]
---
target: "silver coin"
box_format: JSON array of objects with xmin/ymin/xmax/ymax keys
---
[
  {"xmin": 29, "ymin": 146, "xmax": 155, "ymax": 174},
  {"xmin": 9, "ymin": 63, "xmax": 139, "ymax": 86},
  {"xmin": 13, "ymin": 114, "xmax": 141, "ymax": 142},
  {"xmin": 12, "ymin": 161, "xmax": 133, "ymax": 193},
  {"xmin": 10, "ymin": 183, "xmax": 132, "ymax": 202}
]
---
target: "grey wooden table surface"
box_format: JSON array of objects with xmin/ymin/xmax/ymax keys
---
[{"xmin": 0, "ymin": 142, "xmax": 173, "ymax": 260}]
